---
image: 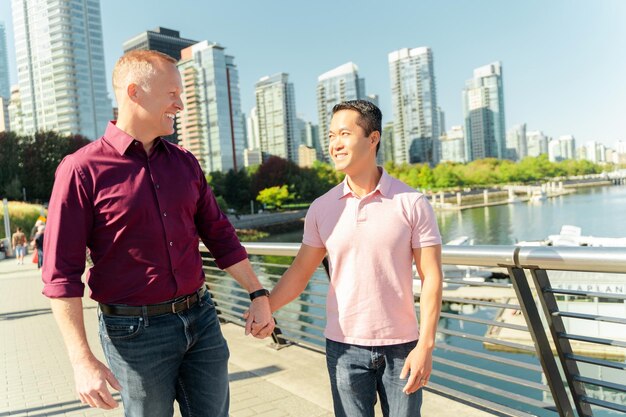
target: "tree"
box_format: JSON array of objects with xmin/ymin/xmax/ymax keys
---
[
  {"xmin": 256, "ymin": 185, "xmax": 294, "ymax": 209},
  {"xmin": 0, "ymin": 132, "xmax": 21, "ymax": 198}
]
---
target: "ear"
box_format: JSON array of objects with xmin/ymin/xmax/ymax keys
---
[
  {"xmin": 127, "ymin": 83, "xmax": 139, "ymax": 102},
  {"xmin": 370, "ymin": 131, "xmax": 381, "ymax": 149}
]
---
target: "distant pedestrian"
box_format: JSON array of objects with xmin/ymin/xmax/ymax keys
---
[
  {"xmin": 33, "ymin": 225, "xmax": 44, "ymax": 269},
  {"xmin": 12, "ymin": 227, "xmax": 27, "ymax": 265}
]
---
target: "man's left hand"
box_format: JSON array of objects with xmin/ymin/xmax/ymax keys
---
[
  {"xmin": 400, "ymin": 344, "xmax": 433, "ymax": 394},
  {"xmin": 243, "ymin": 297, "xmax": 275, "ymax": 339}
]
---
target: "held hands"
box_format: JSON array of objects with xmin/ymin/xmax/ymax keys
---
[
  {"xmin": 399, "ymin": 344, "xmax": 433, "ymax": 395},
  {"xmin": 242, "ymin": 296, "xmax": 275, "ymax": 339},
  {"xmin": 72, "ymin": 356, "xmax": 121, "ymax": 409}
]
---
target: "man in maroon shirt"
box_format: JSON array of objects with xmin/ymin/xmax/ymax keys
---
[{"xmin": 42, "ymin": 50, "xmax": 274, "ymax": 417}]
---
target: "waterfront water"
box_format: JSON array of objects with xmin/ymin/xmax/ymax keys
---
[
  {"xmin": 257, "ymin": 185, "xmax": 626, "ymax": 245},
  {"xmin": 234, "ymin": 185, "xmax": 626, "ymax": 416}
]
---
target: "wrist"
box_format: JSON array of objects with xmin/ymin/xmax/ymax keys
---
[{"xmin": 249, "ymin": 288, "xmax": 270, "ymax": 301}]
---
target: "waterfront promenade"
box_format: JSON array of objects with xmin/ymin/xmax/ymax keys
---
[{"xmin": 0, "ymin": 258, "xmax": 497, "ymax": 417}]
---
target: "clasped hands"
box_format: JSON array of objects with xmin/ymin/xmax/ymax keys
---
[{"xmin": 242, "ymin": 296, "xmax": 275, "ymax": 339}]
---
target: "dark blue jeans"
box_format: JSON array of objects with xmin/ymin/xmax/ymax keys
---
[
  {"xmin": 98, "ymin": 291, "xmax": 229, "ymax": 417},
  {"xmin": 326, "ymin": 339, "xmax": 422, "ymax": 417}
]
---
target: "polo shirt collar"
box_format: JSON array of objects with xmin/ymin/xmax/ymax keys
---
[
  {"xmin": 339, "ymin": 167, "xmax": 392, "ymax": 199},
  {"xmin": 104, "ymin": 121, "xmax": 170, "ymax": 156}
]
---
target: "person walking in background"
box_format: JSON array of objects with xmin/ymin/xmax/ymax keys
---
[
  {"xmin": 264, "ymin": 100, "xmax": 443, "ymax": 417},
  {"xmin": 12, "ymin": 227, "xmax": 27, "ymax": 265},
  {"xmin": 33, "ymin": 225, "xmax": 44, "ymax": 269},
  {"xmin": 42, "ymin": 50, "xmax": 274, "ymax": 417}
]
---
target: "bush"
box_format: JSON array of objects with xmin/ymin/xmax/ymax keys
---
[{"xmin": 0, "ymin": 201, "xmax": 45, "ymax": 239}]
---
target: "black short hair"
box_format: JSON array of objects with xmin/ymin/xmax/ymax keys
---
[{"xmin": 332, "ymin": 100, "xmax": 382, "ymax": 154}]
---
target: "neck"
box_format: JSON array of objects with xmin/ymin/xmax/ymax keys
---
[
  {"xmin": 345, "ymin": 164, "xmax": 381, "ymax": 198},
  {"xmin": 116, "ymin": 116, "xmax": 157, "ymax": 155}
]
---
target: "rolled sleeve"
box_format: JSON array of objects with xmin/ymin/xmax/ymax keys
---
[
  {"xmin": 194, "ymin": 163, "xmax": 248, "ymax": 270},
  {"xmin": 42, "ymin": 156, "xmax": 92, "ymax": 298}
]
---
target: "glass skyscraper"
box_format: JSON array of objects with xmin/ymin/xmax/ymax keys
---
[
  {"xmin": 388, "ymin": 47, "xmax": 439, "ymax": 165},
  {"xmin": 316, "ymin": 62, "xmax": 366, "ymax": 161},
  {"xmin": 12, "ymin": 0, "xmax": 111, "ymax": 139},
  {"xmin": 255, "ymin": 73, "xmax": 297, "ymax": 162},
  {"xmin": 463, "ymin": 62, "xmax": 506, "ymax": 161},
  {"xmin": 177, "ymin": 41, "xmax": 245, "ymax": 173},
  {"xmin": 123, "ymin": 27, "xmax": 197, "ymax": 61},
  {"xmin": 0, "ymin": 22, "xmax": 10, "ymax": 99}
]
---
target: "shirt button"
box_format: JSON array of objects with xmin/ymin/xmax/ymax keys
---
[
  {"xmin": 155, "ymin": 184, "xmax": 160, "ymax": 189},
  {"xmin": 163, "ymin": 212, "xmax": 167, "ymax": 217},
  {"xmin": 169, "ymin": 241, "xmax": 173, "ymax": 246}
]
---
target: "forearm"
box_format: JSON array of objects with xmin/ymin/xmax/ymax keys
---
[
  {"xmin": 417, "ymin": 272, "xmax": 442, "ymax": 349},
  {"xmin": 224, "ymin": 258, "xmax": 264, "ymax": 293},
  {"xmin": 269, "ymin": 265, "xmax": 311, "ymax": 313},
  {"xmin": 50, "ymin": 297, "xmax": 95, "ymax": 364}
]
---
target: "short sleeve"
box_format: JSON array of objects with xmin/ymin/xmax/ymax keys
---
[
  {"xmin": 411, "ymin": 196, "xmax": 442, "ymax": 248},
  {"xmin": 302, "ymin": 201, "xmax": 325, "ymax": 248}
]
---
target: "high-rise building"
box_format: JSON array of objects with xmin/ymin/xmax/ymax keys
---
[
  {"xmin": 255, "ymin": 73, "xmax": 297, "ymax": 162},
  {"xmin": 463, "ymin": 62, "xmax": 506, "ymax": 161},
  {"xmin": 298, "ymin": 144, "xmax": 317, "ymax": 168},
  {"xmin": 584, "ymin": 141, "xmax": 605, "ymax": 164},
  {"xmin": 176, "ymin": 41, "xmax": 244, "ymax": 173},
  {"xmin": 526, "ymin": 131, "xmax": 548, "ymax": 157},
  {"xmin": 123, "ymin": 27, "xmax": 197, "ymax": 60},
  {"xmin": 440, "ymin": 126, "xmax": 466, "ymax": 163},
  {"xmin": 616, "ymin": 140, "xmax": 626, "ymax": 156},
  {"xmin": 389, "ymin": 47, "xmax": 439, "ymax": 165},
  {"xmin": 317, "ymin": 62, "xmax": 366, "ymax": 161},
  {"xmin": 7, "ymin": 85, "xmax": 22, "ymax": 134},
  {"xmin": 379, "ymin": 121, "xmax": 395, "ymax": 165},
  {"xmin": 0, "ymin": 22, "xmax": 10, "ymax": 99},
  {"xmin": 12, "ymin": 0, "xmax": 111, "ymax": 139},
  {"xmin": 559, "ymin": 135, "xmax": 576, "ymax": 160},
  {"xmin": 366, "ymin": 94, "xmax": 379, "ymax": 108},
  {"xmin": 246, "ymin": 107, "xmax": 260, "ymax": 150},
  {"xmin": 506, "ymin": 124, "xmax": 527, "ymax": 161},
  {"xmin": 548, "ymin": 139, "xmax": 562, "ymax": 162},
  {"xmin": 0, "ymin": 96, "xmax": 9, "ymax": 132}
]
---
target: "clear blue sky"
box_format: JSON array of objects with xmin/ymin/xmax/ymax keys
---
[{"xmin": 1, "ymin": 0, "xmax": 625, "ymax": 148}]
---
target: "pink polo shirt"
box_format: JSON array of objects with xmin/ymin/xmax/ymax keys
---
[{"xmin": 303, "ymin": 168, "xmax": 441, "ymax": 346}]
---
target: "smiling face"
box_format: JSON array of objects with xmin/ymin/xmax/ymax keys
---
[
  {"xmin": 328, "ymin": 109, "xmax": 379, "ymax": 176},
  {"xmin": 132, "ymin": 61, "xmax": 184, "ymax": 137}
]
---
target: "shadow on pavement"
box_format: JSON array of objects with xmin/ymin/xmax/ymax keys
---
[
  {"xmin": 0, "ymin": 393, "xmax": 121, "ymax": 417},
  {"xmin": 229, "ymin": 365, "xmax": 283, "ymax": 381}
]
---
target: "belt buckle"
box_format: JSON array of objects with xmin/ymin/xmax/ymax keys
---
[{"xmin": 171, "ymin": 297, "xmax": 190, "ymax": 314}]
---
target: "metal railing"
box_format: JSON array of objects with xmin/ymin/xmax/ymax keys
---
[{"xmin": 201, "ymin": 243, "xmax": 626, "ymax": 417}]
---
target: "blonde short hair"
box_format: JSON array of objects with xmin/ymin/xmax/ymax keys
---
[{"xmin": 112, "ymin": 50, "xmax": 177, "ymax": 96}]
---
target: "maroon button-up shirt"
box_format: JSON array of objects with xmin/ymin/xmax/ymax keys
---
[{"xmin": 42, "ymin": 122, "xmax": 247, "ymax": 305}]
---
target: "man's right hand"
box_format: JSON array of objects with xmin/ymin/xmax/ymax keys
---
[{"xmin": 72, "ymin": 357, "xmax": 122, "ymax": 409}]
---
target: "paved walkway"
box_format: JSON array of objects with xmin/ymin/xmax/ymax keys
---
[{"xmin": 0, "ymin": 257, "xmax": 496, "ymax": 416}]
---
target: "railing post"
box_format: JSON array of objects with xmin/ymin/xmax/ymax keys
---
[
  {"xmin": 270, "ymin": 318, "xmax": 291, "ymax": 350},
  {"xmin": 529, "ymin": 268, "xmax": 593, "ymax": 417},
  {"xmin": 507, "ymin": 266, "xmax": 576, "ymax": 417}
]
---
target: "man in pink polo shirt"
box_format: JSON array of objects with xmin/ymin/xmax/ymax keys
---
[{"xmin": 268, "ymin": 100, "xmax": 443, "ymax": 417}]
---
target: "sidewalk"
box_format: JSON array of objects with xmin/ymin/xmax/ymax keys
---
[{"xmin": 0, "ymin": 257, "xmax": 495, "ymax": 416}]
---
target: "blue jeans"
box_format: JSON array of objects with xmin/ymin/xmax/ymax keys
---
[
  {"xmin": 98, "ymin": 290, "xmax": 230, "ymax": 417},
  {"xmin": 326, "ymin": 339, "xmax": 422, "ymax": 417}
]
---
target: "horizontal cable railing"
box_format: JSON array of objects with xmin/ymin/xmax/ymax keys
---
[{"xmin": 201, "ymin": 243, "xmax": 626, "ymax": 417}]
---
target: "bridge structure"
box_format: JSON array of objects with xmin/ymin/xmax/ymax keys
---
[{"xmin": 203, "ymin": 243, "xmax": 626, "ymax": 417}]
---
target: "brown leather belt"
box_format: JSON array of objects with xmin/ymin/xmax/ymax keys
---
[{"xmin": 99, "ymin": 286, "xmax": 208, "ymax": 317}]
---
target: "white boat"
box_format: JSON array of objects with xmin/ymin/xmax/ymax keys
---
[
  {"xmin": 516, "ymin": 225, "xmax": 626, "ymax": 247},
  {"xmin": 529, "ymin": 190, "xmax": 547, "ymax": 202}
]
